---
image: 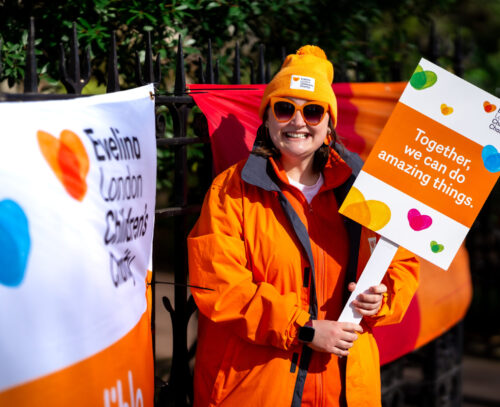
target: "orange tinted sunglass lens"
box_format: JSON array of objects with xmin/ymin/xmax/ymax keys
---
[{"xmin": 271, "ymin": 98, "xmax": 326, "ymax": 125}]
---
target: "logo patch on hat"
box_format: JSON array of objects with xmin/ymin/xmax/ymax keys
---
[{"xmin": 290, "ymin": 75, "xmax": 315, "ymax": 91}]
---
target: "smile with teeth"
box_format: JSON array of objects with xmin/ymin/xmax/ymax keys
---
[{"xmin": 285, "ymin": 132, "xmax": 309, "ymax": 139}]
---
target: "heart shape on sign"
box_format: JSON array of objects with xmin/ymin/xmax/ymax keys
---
[
  {"xmin": 410, "ymin": 65, "xmax": 438, "ymax": 90},
  {"xmin": 483, "ymin": 101, "xmax": 497, "ymax": 113},
  {"xmin": 37, "ymin": 129, "xmax": 90, "ymax": 201},
  {"xmin": 407, "ymin": 208, "xmax": 432, "ymax": 231},
  {"xmin": 430, "ymin": 240, "xmax": 444, "ymax": 253},
  {"xmin": 481, "ymin": 145, "xmax": 500, "ymax": 173},
  {"xmin": 341, "ymin": 187, "xmax": 391, "ymax": 231},
  {"xmin": 440, "ymin": 103, "xmax": 454, "ymax": 115},
  {"xmin": 0, "ymin": 199, "xmax": 31, "ymax": 287}
]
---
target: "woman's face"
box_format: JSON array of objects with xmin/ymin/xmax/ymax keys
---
[{"xmin": 265, "ymin": 97, "xmax": 329, "ymax": 166}]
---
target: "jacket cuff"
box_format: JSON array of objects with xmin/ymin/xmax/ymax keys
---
[{"xmin": 288, "ymin": 310, "xmax": 311, "ymax": 347}]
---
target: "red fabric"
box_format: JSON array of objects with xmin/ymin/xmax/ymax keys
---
[
  {"xmin": 189, "ymin": 83, "xmax": 368, "ymax": 174},
  {"xmin": 189, "ymin": 85, "xmax": 265, "ymax": 175}
]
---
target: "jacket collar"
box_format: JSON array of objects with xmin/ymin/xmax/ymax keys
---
[{"xmin": 241, "ymin": 153, "xmax": 282, "ymax": 192}]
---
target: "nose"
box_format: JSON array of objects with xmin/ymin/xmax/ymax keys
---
[{"xmin": 289, "ymin": 108, "xmax": 307, "ymax": 126}]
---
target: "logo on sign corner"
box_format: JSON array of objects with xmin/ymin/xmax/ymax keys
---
[
  {"xmin": 37, "ymin": 129, "xmax": 90, "ymax": 201},
  {"xmin": 488, "ymin": 107, "xmax": 500, "ymax": 135}
]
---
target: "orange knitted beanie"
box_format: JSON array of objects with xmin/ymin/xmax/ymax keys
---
[{"xmin": 258, "ymin": 45, "xmax": 337, "ymax": 126}]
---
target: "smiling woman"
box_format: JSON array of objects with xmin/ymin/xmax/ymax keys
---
[
  {"xmin": 187, "ymin": 45, "xmax": 419, "ymax": 407},
  {"xmin": 265, "ymin": 96, "xmax": 331, "ymax": 185}
]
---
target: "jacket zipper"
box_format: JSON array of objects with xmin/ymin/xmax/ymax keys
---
[{"xmin": 307, "ymin": 199, "xmax": 326, "ymax": 407}]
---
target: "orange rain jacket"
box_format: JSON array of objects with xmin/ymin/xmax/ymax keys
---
[{"xmin": 188, "ymin": 146, "xmax": 419, "ymax": 407}]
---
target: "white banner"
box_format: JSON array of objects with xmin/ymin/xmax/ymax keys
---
[{"xmin": 0, "ymin": 85, "xmax": 156, "ymax": 406}]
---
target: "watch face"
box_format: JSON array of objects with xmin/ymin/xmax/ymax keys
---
[{"xmin": 299, "ymin": 325, "xmax": 315, "ymax": 342}]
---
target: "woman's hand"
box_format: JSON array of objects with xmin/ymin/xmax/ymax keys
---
[
  {"xmin": 348, "ymin": 282, "xmax": 387, "ymax": 317},
  {"xmin": 307, "ymin": 320, "xmax": 363, "ymax": 357}
]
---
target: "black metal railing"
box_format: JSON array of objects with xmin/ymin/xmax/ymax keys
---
[{"xmin": 1, "ymin": 17, "xmax": 497, "ymax": 407}]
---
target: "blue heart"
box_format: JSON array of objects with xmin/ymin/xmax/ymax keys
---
[
  {"xmin": 0, "ymin": 200, "xmax": 31, "ymax": 287},
  {"xmin": 482, "ymin": 145, "xmax": 500, "ymax": 173}
]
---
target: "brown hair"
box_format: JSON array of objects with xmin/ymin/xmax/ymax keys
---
[{"xmin": 252, "ymin": 111, "xmax": 338, "ymax": 173}]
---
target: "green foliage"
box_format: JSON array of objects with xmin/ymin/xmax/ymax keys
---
[
  {"xmin": 1, "ymin": 0, "xmax": 499, "ymax": 195},
  {"xmin": 1, "ymin": 0, "xmax": 499, "ymax": 94}
]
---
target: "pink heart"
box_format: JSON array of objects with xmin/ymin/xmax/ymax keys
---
[{"xmin": 407, "ymin": 209, "xmax": 432, "ymax": 231}]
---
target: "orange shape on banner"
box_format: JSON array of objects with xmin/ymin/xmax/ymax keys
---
[
  {"xmin": 483, "ymin": 101, "xmax": 497, "ymax": 113},
  {"xmin": 37, "ymin": 130, "xmax": 89, "ymax": 201},
  {"xmin": 440, "ymin": 103, "xmax": 454, "ymax": 115}
]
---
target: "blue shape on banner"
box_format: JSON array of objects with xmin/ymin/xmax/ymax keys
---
[
  {"xmin": 0, "ymin": 199, "xmax": 31, "ymax": 287},
  {"xmin": 482, "ymin": 145, "xmax": 500, "ymax": 173}
]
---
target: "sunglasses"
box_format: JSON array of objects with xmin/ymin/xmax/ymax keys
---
[{"xmin": 270, "ymin": 97, "xmax": 329, "ymax": 126}]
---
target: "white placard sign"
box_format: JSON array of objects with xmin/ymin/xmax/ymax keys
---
[{"xmin": 339, "ymin": 59, "xmax": 500, "ymax": 323}]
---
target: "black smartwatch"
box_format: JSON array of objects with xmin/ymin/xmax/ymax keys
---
[{"xmin": 298, "ymin": 320, "xmax": 315, "ymax": 343}]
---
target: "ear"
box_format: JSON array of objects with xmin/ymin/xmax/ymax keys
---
[{"xmin": 264, "ymin": 109, "xmax": 270, "ymax": 127}]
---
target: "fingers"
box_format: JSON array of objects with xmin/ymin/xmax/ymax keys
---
[
  {"xmin": 333, "ymin": 326, "xmax": 362, "ymax": 356},
  {"xmin": 352, "ymin": 285, "xmax": 387, "ymax": 316},
  {"xmin": 370, "ymin": 284, "xmax": 388, "ymax": 295},
  {"xmin": 327, "ymin": 336, "xmax": 356, "ymax": 357},
  {"xmin": 342, "ymin": 322, "xmax": 364, "ymax": 334},
  {"xmin": 333, "ymin": 342, "xmax": 353, "ymax": 357},
  {"xmin": 331, "ymin": 325, "xmax": 362, "ymax": 356},
  {"xmin": 309, "ymin": 320, "xmax": 363, "ymax": 356},
  {"xmin": 354, "ymin": 293, "xmax": 381, "ymax": 307}
]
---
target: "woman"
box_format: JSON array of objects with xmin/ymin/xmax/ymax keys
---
[{"xmin": 188, "ymin": 45, "xmax": 419, "ymax": 407}]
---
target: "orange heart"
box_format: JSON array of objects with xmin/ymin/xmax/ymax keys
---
[
  {"xmin": 340, "ymin": 187, "xmax": 391, "ymax": 231},
  {"xmin": 292, "ymin": 76, "xmax": 300, "ymax": 81},
  {"xmin": 37, "ymin": 130, "xmax": 89, "ymax": 201},
  {"xmin": 440, "ymin": 103, "xmax": 453, "ymax": 115},
  {"xmin": 484, "ymin": 101, "xmax": 497, "ymax": 113}
]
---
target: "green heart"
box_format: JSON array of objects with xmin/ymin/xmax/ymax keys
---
[
  {"xmin": 410, "ymin": 65, "xmax": 437, "ymax": 90},
  {"xmin": 430, "ymin": 240, "xmax": 444, "ymax": 253}
]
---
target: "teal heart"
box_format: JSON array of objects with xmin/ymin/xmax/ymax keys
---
[
  {"xmin": 410, "ymin": 65, "xmax": 438, "ymax": 90},
  {"xmin": 0, "ymin": 199, "xmax": 31, "ymax": 287},
  {"xmin": 482, "ymin": 145, "xmax": 500, "ymax": 173}
]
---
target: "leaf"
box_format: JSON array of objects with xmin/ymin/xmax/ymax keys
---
[{"xmin": 206, "ymin": 2, "xmax": 221, "ymax": 10}]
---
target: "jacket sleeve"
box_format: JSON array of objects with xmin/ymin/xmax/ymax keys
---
[
  {"xmin": 187, "ymin": 167, "xmax": 310, "ymax": 350},
  {"xmin": 364, "ymin": 245, "xmax": 420, "ymax": 328}
]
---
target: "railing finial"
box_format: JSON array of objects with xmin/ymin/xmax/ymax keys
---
[
  {"xmin": 106, "ymin": 31, "xmax": 120, "ymax": 93},
  {"xmin": 205, "ymin": 39, "xmax": 214, "ymax": 84},
  {"xmin": 232, "ymin": 42, "xmax": 241, "ymax": 85},
  {"xmin": 59, "ymin": 21, "xmax": 91, "ymax": 94},
  {"xmin": 174, "ymin": 34, "xmax": 186, "ymax": 95},
  {"xmin": 427, "ymin": 20, "xmax": 439, "ymax": 63},
  {"xmin": 453, "ymin": 32, "xmax": 464, "ymax": 78},
  {"xmin": 197, "ymin": 56, "xmax": 205, "ymax": 84},
  {"xmin": 135, "ymin": 31, "xmax": 161, "ymax": 87},
  {"xmin": 257, "ymin": 44, "xmax": 265, "ymax": 84},
  {"xmin": 24, "ymin": 16, "xmax": 38, "ymax": 93}
]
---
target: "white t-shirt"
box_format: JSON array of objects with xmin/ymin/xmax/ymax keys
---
[{"xmin": 288, "ymin": 173, "xmax": 324, "ymax": 203}]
